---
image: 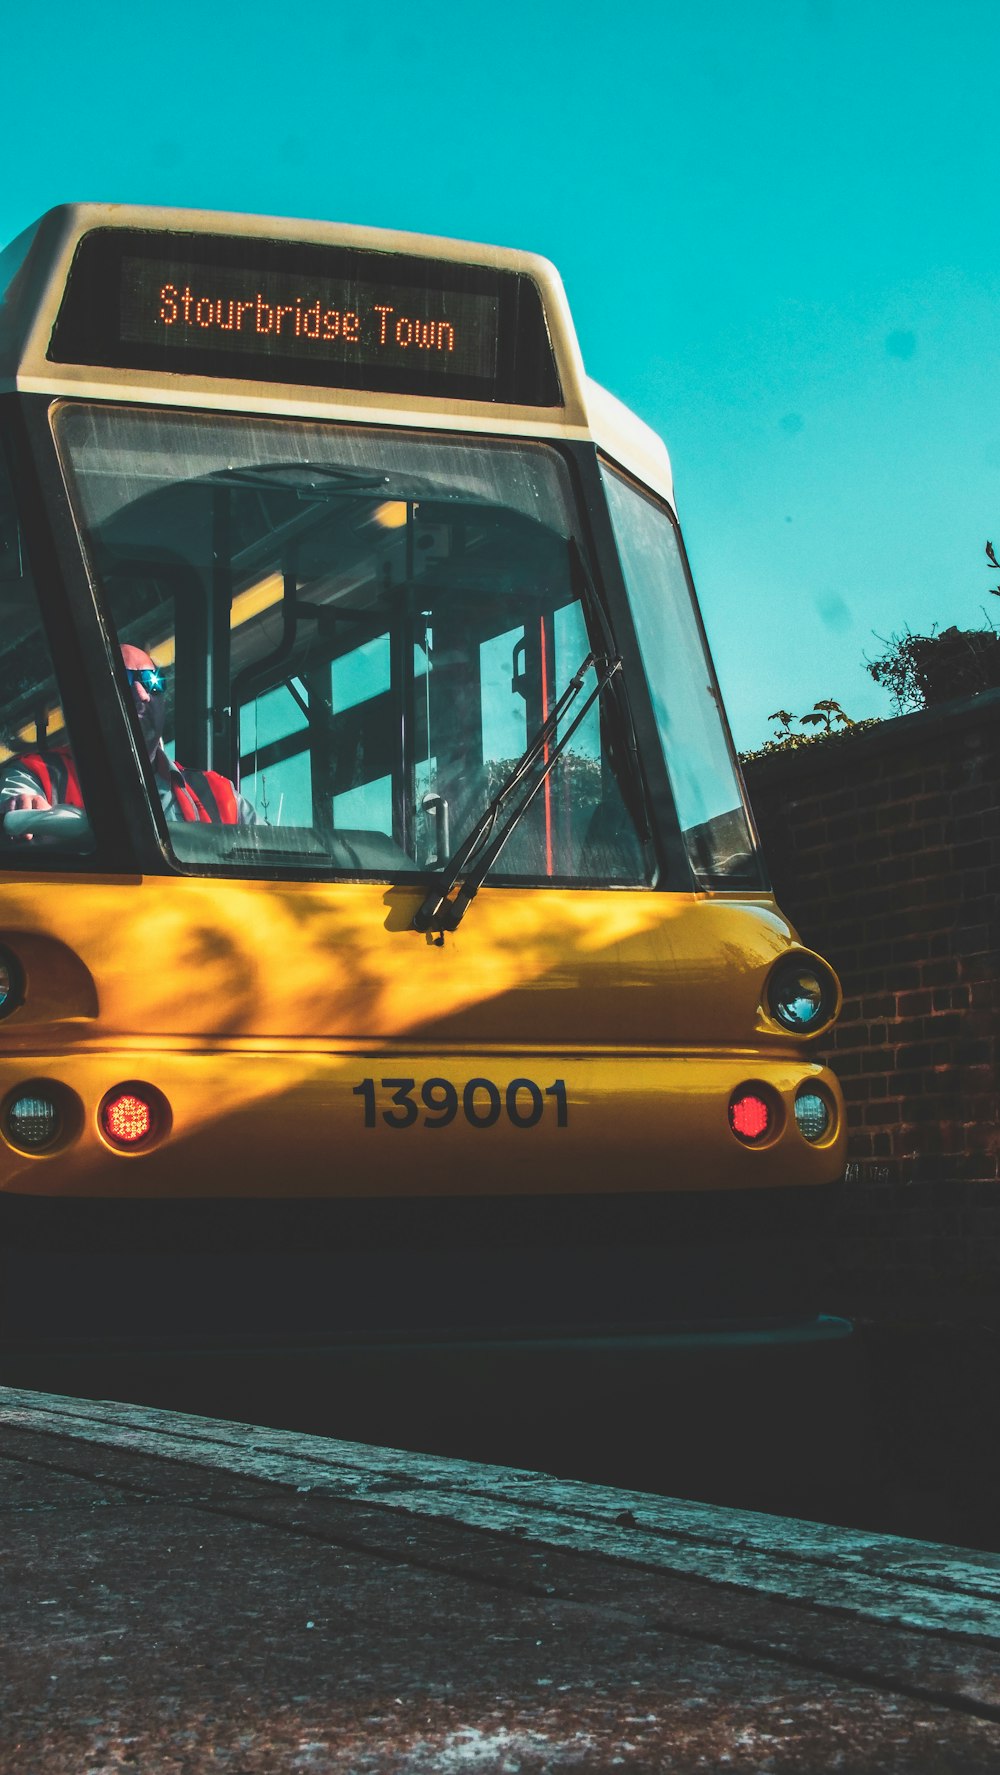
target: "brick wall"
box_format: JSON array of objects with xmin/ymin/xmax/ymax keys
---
[{"xmin": 742, "ymin": 688, "xmax": 1000, "ymax": 1323}]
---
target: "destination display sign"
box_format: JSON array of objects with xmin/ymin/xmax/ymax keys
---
[
  {"xmin": 49, "ymin": 229, "xmax": 561, "ymax": 406},
  {"xmin": 119, "ymin": 256, "xmax": 499, "ymax": 383}
]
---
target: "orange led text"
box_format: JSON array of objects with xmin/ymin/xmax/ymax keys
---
[{"xmin": 157, "ymin": 285, "xmax": 458, "ymax": 353}]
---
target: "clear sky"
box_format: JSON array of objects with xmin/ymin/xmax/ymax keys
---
[{"xmin": 4, "ymin": 0, "xmax": 999, "ymax": 748}]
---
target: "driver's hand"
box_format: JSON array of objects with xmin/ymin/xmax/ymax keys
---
[
  {"xmin": 2, "ymin": 792, "xmax": 52, "ymax": 814},
  {"xmin": 1, "ymin": 790, "xmax": 52, "ymax": 838}
]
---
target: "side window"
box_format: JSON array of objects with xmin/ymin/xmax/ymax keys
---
[
  {"xmin": 602, "ymin": 467, "xmax": 760, "ymax": 886},
  {"xmin": 0, "ymin": 449, "xmax": 93, "ymax": 858}
]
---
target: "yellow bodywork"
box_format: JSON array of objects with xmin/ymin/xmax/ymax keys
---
[{"xmin": 0, "ymin": 873, "xmax": 845, "ymax": 1198}]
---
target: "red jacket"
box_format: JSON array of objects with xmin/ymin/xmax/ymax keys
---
[{"xmin": 15, "ymin": 746, "xmax": 240, "ymax": 825}]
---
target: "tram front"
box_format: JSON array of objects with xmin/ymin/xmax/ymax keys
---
[{"xmin": 0, "ymin": 205, "xmax": 845, "ymax": 1345}]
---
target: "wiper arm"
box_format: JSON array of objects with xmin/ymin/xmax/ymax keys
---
[{"xmin": 412, "ymin": 650, "xmax": 622, "ymax": 938}]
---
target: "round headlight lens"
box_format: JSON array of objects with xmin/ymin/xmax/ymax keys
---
[
  {"xmin": 768, "ymin": 960, "xmax": 832, "ymax": 1032},
  {"xmin": 794, "ymin": 1090, "xmax": 831, "ymax": 1141}
]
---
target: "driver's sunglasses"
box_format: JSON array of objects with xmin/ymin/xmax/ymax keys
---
[{"xmin": 126, "ymin": 667, "xmax": 167, "ymax": 695}]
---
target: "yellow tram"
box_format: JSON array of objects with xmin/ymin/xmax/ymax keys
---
[{"xmin": 0, "ymin": 204, "xmax": 845, "ymax": 1344}]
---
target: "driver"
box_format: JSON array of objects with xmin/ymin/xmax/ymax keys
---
[{"xmin": 0, "ymin": 643, "xmax": 254, "ymax": 829}]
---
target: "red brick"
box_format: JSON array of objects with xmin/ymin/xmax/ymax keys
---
[
  {"xmin": 743, "ymin": 698, "xmax": 1000, "ymax": 1312},
  {"xmin": 897, "ymin": 990, "xmax": 933, "ymax": 1015},
  {"xmin": 876, "ymin": 804, "xmax": 916, "ymax": 831},
  {"xmin": 864, "ymin": 1103, "xmax": 905, "ymax": 1126},
  {"xmin": 921, "ymin": 960, "xmax": 962, "ymax": 986},
  {"xmin": 862, "ymin": 994, "xmax": 896, "ymax": 1017}
]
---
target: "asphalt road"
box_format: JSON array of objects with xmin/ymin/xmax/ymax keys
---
[{"xmin": 9, "ymin": 1388, "xmax": 1000, "ymax": 1774}]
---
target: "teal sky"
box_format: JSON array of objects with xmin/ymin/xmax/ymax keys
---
[{"xmin": 4, "ymin": 0, "xmax": 999, "ymax": 748}]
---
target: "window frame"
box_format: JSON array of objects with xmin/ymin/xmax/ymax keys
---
[
  {"xmin": 10, "ymin": 392, "xmax": 756, "ymax": 892},
  {"xmin": 597, "ymin": 457, "xmax": 767, "ymax": 893},
  {"xmin": 0, "ymin": 394, "xmax": 152, "ymax": 874}
]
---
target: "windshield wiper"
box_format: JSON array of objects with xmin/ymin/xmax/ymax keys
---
[
  {"xmin": 218, "ymin": 465, "xmax": 391, "ymax": 497},
  {"xmin": 412, "ymin": 649, "xmax": 622, "ymax": 939}
]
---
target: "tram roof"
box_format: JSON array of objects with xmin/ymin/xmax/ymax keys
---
[{"xmin": 0, "ymin": 203, "xmax": 675, "ymax": 509}]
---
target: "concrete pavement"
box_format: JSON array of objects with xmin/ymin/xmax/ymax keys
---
[{"xmin": 4, "ymin": 1386, "xmax": 1000, "ymax": 1772}]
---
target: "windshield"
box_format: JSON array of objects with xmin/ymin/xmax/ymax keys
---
[
  {"xmin": 54, "ymin": 405, "xmax": 651, "ymax": 884},
  {"xmin": 602, "ymin": 466, "xmax": 760, "ymax": 887}
]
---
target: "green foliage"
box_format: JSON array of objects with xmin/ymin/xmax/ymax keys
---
[
  {"xmin": 865, "ymin": 543, "xmax": 1000, "ymax": 714},
  {"xmin": 744, "ymin": 544, "xmax": 1000, "ymax": 760},
  {"xmin": 798, "ymin": 697, "xmax": 854, "ymax": 734},
  {"xmin": 866, "ymin": 624, "xmax": 1000, "ymax": 713},
  {"xmin": 740, "ymin": 700, "xmax": 879, "ymax": 763}
]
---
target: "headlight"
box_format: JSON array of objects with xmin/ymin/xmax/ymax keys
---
[{"xmin": 767, "ymin": 956, "xmax": 837, "ymax": 1034}]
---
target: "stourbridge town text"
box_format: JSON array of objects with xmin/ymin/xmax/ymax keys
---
[{"xmin": 157, "ymin": 284, "xmax": 458, "ymax": 351}]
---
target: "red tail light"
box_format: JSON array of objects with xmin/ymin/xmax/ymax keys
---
[
  {"xmin": 103, "ymin": 1093, "xmax": 152, "ymax": 1144},
  {"xmin": 729, "ymin": 1090, "xmax": 771, "ymax": 1143},
  {"xmin": 99, "ymin": 1082, "xmax": 167, "ymax": 1149}
]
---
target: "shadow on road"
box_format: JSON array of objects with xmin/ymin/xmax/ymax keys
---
[{"xmin": 9, "ymin": 1319, "xmax": 998, "ymax": 1548}]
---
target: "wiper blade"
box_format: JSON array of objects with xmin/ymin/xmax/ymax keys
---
[
  {"xmin": 218, "ymin": 465, "xmax": 391, "ymax": 496},
  {"xmin": 412, "ymin": 650, "xmax": 622, "ymax": 938}
]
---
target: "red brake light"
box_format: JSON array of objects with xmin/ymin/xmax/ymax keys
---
[
  {"xmin": 729, "ymin": 1091, "xmax": 771, "ymax": 1142},
  {"xmin": 102, "ymin": 1091, "xmax": 153, "ymax": 1145}
]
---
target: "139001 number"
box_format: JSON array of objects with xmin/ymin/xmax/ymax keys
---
[{"xmin": 352, "ymin": 1077, "xmax": 568, "ymax": 1130}]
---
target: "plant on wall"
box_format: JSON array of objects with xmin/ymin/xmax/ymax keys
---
[
  {"xmin": 740, "ymin": 699, "xmax": 878, "ymax": 761},
  {"xmin": 865, "ymin": 544, "xmax": 1000, "ymax": 714}
]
